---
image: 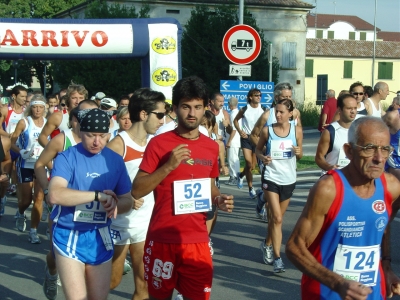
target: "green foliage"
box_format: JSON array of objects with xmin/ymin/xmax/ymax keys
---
[
  {"xmin": 52, "ymin": 1, "xmax": 150, "ymax": 98},
  {"xmin": 298, "ymin": 102, "xmax": 320, "ymax": 127},
  {"xmin": 182, "ymin": 4, "xmax": 279, "ymax": 92}
]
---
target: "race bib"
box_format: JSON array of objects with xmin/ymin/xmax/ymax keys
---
[
  {"xmin": 173, "ymin": 178, "xmax": 211, "ymax": 215},
  {"xmin": 270, "ymin": 140, "xmax": 293, "ymax": 159},
  {"xmin": 73, "ymin": 201, "xmax": 107, "ymax": 223},
  {"xmin": 26, "ymin": 144, "xmax": 44, "ymax": 163},
  {"xmin": 337, "ymin": 148, "xmax": 350, "ymax": 167},
  {"xmin": 333, "ymin": 244, "xmax": 380, "ymax": 286}
]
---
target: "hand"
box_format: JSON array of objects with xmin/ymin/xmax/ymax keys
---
[
  {"xmin": 261, "ymin": 155, "xmax": 272, "ymax": 165},
  {"xmin": 0, "ymin": 173, "xmax": 9, "ymax": 183},
  {"xmin": 292, "ymin": 145, "xmax": 301, "ymax": 156},
  {"xmin": 100, "ymin": 190, "xmax": 118, "ymax": 219},
  {"xmin": 166, "ymin": 144, "xmax": 191, "ymax": 171},
  {"xmin": 226, "ymin": 141, "xmax": 231, "ymax": 148},
  {"xmin": 222, "ymin": 118, "xmax": 229, "ymax": 128},
  {"xmin": 219, "ymin": 165, "xmax": 228, "ymax": 176},
  {"xmin": 383, "ymin": 261, "xmax": 400, "ymax": 298},
  {"xmin": 337, "ymin": 280, "xmax": 372, "ymax": 300},
  {"xmin": 216, "ymin": 194, "xmax": 234, "ymax": 213},
  {"xmin": 132, "ymin": 197, "xmax": 144, "ymax": 210},
  {"xmin": 239, "ymin": 131, "xmax": 248, "ymax": 139},
  {"xmin": 329, "ymin": 164, "xmax": 339, "ymax": 170},
  {"xmin": 20, "ymin": 148, "xmax": 34, "ymax": 159}
]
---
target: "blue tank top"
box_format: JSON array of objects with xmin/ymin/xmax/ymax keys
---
[
  {"xmin": 302, "ymin": 170, "xmax": 391, "ymax": 299},
  {"xmin": 387, "ymin": 129, "xmax": 400, "ymax": 169}
]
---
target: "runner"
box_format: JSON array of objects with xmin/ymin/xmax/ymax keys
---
[
  {"xmin": 132, "ymin": 76, "xmax": 234, "ymax": 300},
  {"xmin": 255, "ymin": 98, "xmax": 303, "ymax": 273},
  {"xmin": 109, "ymin": 106, "xmax": 131, "ymax": 140},
  {"xmin": 0, "ymin": 135, "xmax": 12, "ymax": 216},
  {"xmin": 48, "ymin": 108, "xmax": 132, "ymax": 300},
  {"xmin": 11, "ymin": 95, "xmax": 47, "ymax": 243},
  {"xmin": 107, "ymin": 88, "xmax": 165, "ymax": 299}
]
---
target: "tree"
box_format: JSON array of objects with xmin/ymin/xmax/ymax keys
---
[
  {"xmin": 51, "ymin": 1, "xmax": 150, "ymax": 98},
  {"xmin": 0, "ymin": 0, "xmax": 84, "ymax": 94},
  {"xmin": 181, "ymin": 4, "xmax": 279, "ymax": 92}
]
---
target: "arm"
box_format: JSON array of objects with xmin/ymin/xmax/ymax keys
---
[
  {"xmin": 132, "ymin": 144, "xmax": 191, "ymax": 199},
  {"xmin": 0, "ymin": 106, "xmax": 9, "ymax": 137},
  {"xmin": 211, "ymin": 179, "xmax": 234, "ymax": 213},
  {"xmin": 216, "ymin": 140, "xmax": 228, "ymax": 175},
  {"xmin": 363, "ymin": 100, "xmax": 373, "ymax": 116},
  {"xmin": 0, "ymin": 137, "xmax": 12, "ymax": 182},
  {"xmin": 315, "ymin": 129, "xmax": 338, "ymax": 171},
  {"xmin": 294, "ymin": 108, "xmax": 303, "ymax": 127},
  {"xmin": 255, "ymin": 126, "xmax": 271, "ymax": 165},
  {"xmin": 320, "ymin": 113, "xmax": 328, "ymax": 129},
  {"xmin": 286, "ymin": 176, "xmax": 372, "ymax": 298},
  {"xmin": 233, "ymin": 108, "xmax": 247, "ymax": 139},
  {"xmin": 294, "ymin": 124, "xmax": 303, "ymax": 160},
  {"xmin": 249, "ymin": 110, "xmax": 270, "ymax": 146},
  {"xmin": 222, "ymin": 110, "xmax": 233, "ymax": 135},
  {"xmin": 10, "ymin": 119, "xmax": 26, "ymax": 153},
  {"xmin": 38, "ymin": 111, "xmax": 62, "ymax": 148}
]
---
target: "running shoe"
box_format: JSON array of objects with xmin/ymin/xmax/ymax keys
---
[
  {"xmin": 260, "ymin": 241, "xmax": 273, "ymax": 265},
  {"xmin": 0, "ymin": 196, "xmax": 6, "ymax": 216},
  {"xmin": 224, "ymin": 176, "xmax": 233, "ymax": 185},
  {"xmin": 123, "ymin": 259, "xmax": 132, "ymax": 275},
  {"xmin": 8, "ymin": 184, "xmax": 16, "ymax": 196},
  {"xmin": 16, "ymin": 212, "xmax": 26, "ymax": 232},
  {"xmin": 174, "ymin": 294, "xmax": 184, "ymax": 300},
  {"xmin": 261, "ymin": 207, "xmax": 268, "ymax": 223},
  {"xmin": 249, "ymin": 187, "xmax": 257, "ymax": 199},
  {"xmin": 237, "ymin": 172, "xmax": 244, "ymax": 189},
  {"xmin": 14, "ymin": 209, "xmax": 19, "ymax": 219},
  {"xmin": 28, "ymin": 231, "xmax": 41, "ymax": 244},
  {"xmin": 209, "ymin": 237, "xmax": 214, "ymax": 257},
  {"xmin": 273, "ymin": 257, "xmax": 285, "ymax": 273},
  {"xmin": 46, "ymin": 228, "xmax": 50, "ymax": 240},
  {"xmin": 43, "ymin": 264, "xmax": 58, "ymax": 300},
  {"xmin": 42, "ymin": 202, "xmax": 49, "ymax": 221}
]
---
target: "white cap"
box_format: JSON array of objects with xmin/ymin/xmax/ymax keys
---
[
  {"xmin": 95, "ymin": 92, "xmax": 106, "ymax": 100},
  {"xmin": 100, "ymin": 98, "xmax": 117, "ymax": 109}
]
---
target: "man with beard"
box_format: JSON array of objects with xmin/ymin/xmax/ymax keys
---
[{"xmin": 132, "ymin": 76, "xmax": 234, "ymax": 300}]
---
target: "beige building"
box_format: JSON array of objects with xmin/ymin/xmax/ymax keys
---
[{"xmin": 305, "ymin": 13, "xmax": 400, "ymax": 106}]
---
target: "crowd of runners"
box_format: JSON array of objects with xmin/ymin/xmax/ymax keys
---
[{"xmin": 0, "ymin": 77, "xmax": 400, "ymax": 300}]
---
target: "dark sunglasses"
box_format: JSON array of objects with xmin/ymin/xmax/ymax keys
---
[
  {"xmin": 60, "ymin": 103, "xmax": 66, "ymax": 107},
  {"xmin": 149, "ymin": 111, "xmax": 165, "ymax": 119},
  {"xmin": 352, "ymin": 92, "xmax": 364, "ymax": 96}
]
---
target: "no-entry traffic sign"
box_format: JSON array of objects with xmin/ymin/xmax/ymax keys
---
[{"xmin": 222, "ymin": 24, "xmax": 262, "ymax": 65}]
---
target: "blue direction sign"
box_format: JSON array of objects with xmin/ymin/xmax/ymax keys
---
[{"xmin": 219, "ymin": 80, "xmax": 274, "ymax": 111}]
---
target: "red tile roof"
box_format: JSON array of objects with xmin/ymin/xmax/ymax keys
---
[
  {"xmin": 378, "ymin": 31, "xmax": 400, "ymax": 42},
  {"xmin": 306, "ymin": 39, "xmax": 400, "ymax": 58},
  {"xmin": 167, "ymin": 0, "xmax": 314, "ymax": 8},
  {"xmin": 307, "ymin": 13, "xmax": 380, "ymax": 31}
]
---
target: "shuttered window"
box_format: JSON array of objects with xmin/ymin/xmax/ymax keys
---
[
  {"xmin": 316, "ymin": 30, "xmax": 323, "ymax": 38},
  {"xmin": 378, "ymin": 62, "xmax": 393, "ymax": 79},
  {"xmin": 305, "ymin": 59, "xmax": 314, "ymax": 77},
  {"xmin": 349, "ymin": 32, "xmax": 355, "ymax": 40},
  {"xmin": 343, "ymin": 61, "xmax": 353, "ymax": 78},
  {"xmin": 360, "ymin": 32, "xmax": 367, "ymax": 40},
  {"xmin": 328, "ymin": 31, "xmax": 334, "ymax": 39},
  {"xmin": 281, "ymin": 42, "xmax": 296, "ymax": 69}
]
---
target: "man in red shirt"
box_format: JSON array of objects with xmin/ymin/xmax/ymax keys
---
[
  {"xmin": 132, "ymin": 76, "xmax": 234, "ymax": 300},
  {"xmin": 318, "ymin": 89, "xmax": 337, "ymax": 132}
]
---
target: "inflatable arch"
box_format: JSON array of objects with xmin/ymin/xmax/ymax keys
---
[{"xmin": 0, "ymin": 17, "xmax": 182, "ymax": 100}]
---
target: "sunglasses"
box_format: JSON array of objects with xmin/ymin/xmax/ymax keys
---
[
  {"xmin": 352, "ymin": 92, "xmax": 364, "ymax": 96},
  {"xmin": 149, "ymin": 111, "xmax": 165, "ymax": 119},
  {"xmin": 61, "ymin": 103, "xmax": 66, "ymax": 107}
]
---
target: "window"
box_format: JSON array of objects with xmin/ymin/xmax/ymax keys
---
[
  {"xmin": 378, "ymin": 62, "xmax": 393, "ymax": 79},
  {"xmin": 349, "ymin": 32, "xmax": 355, "ymax": 40},
  {"xmin": 343, "ymin": 61, "xmax": 353, "ymax": 78},
  {"xmin": 316, "ymin": 30, "xmax": 323, "ymax": 38},
  {"xmin": 360, "ymin": 32, "xmax": 366, "ymax": 40},
  {"xmin": 305, "ymin": 59, "xmax": 314, "ymax": 77},
  {"xmin": 281, "ymin": 42, "xmax": 297, "ymax": 69},
  {"xmin": 328, "ymin": 31, "xmax": 334, "ymax": 39},
  {"xmin": 166, "ymin": 9, "xmax": 180, "ymax": 14}
]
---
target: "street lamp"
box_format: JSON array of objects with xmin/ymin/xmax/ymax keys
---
[
  {"xmin": 41, "ymin": 61, "xmax": 50, "ymax": 98},
  {"xmin": 12, "ymin": 60, "xmax": 18, "ymax": 84}
]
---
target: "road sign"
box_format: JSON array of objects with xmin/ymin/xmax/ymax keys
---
[
  {"xmin": 222, "ymin": 25, "xmax": 262, "ymax": 65},
  {"xmin": 220, "ymin": 80, "xmax": 274, "ymax": 111},
  {"xmin": 229, "ymin": 64, "xmax": 251, "ymax": 77}
]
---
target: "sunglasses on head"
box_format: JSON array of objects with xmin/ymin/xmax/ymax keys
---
[
  {"xmin": 149, "ymin": 111, "xmax": 165, "ymax": 119},
  {"xmin": 352, "ymin": 92, "xmax": 364, "ymax": 96}
]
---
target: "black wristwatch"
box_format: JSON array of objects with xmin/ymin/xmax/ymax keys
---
[
  {"xmin": 43, "ymin": 189, "xmax": 49, "ymax": 196},
  {"xmin": 94, "ymin": 190, "xmax": 99, "ymax": 201}
]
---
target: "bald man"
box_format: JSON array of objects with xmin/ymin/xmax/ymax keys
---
[{"xmin": 364, "ymin": 81, "xmax": 389, "ymax": 117}]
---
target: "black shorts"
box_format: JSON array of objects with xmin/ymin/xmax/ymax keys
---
[
  {"xmin": 261, "ymin": 179, "xmax": 295, "ymax": 202},
  {"xmin": 240, "ymin": 137, "xmax": 255, "ymax": 152},
  {"xmin": 17, "ymin": 168, "xmax": 35, "ymax": 183}
]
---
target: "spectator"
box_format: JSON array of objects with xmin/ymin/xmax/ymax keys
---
[{"xmin": 317, "ymin": 89, "xmax": 336, "ymax": 132}]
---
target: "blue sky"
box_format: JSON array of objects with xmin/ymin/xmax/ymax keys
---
[{"xmin": 306, "ymin": 0, "xmax": 400, "ymax": 32}]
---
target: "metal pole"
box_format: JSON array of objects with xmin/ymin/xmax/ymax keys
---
[
  {"xmin": 43, "ymin": 64, "xmax": 47, "ymax": 98},
  {"xmin": 372, "ymin": 0, "xmax": 377, "ymax": 86},
  {"xmin": 269, "ymin": 42, "xmax": 273, "ymax": 83},
  {"xmin": 238, "ymin": 0, "xmax": 244, "ymax": 81}
]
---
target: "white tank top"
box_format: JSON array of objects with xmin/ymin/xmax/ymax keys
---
[
  {"xmin": 242, "ymin": 104, "xmax": 264, "ymax": 134},
  {"xmin": 263, "ymin": 122, "xmax": 297, "ymax": 185},
  {"xmin": 214, "ymin": 109, "xmax": 225, "ymax": 140},
  {"xmin": 111, "ymin": 131, "xmax": 155, "ymax": 228},
  {"xmin": 58, "ymin": 111, "xmax": 69, "ymax": 132},
  {"xmin": 366, "ymin": 98, "xmax": 382, "ymax": 118},
  {"xmin": 5, "ymin": 106, "xmax": 23, "ymax": 134},
  {"xmin": 323, "ymin": 122, "xmax": 350, "ymax": 175}
]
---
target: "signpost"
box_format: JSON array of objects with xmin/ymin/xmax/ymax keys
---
[
  {"xmin": 229, "ymin": 64, "xmax": 251, "ymax": 77},
  {"xmin": 222, "ymin": 24, "xmax": 262, "ymax": 65},
  {"xmin": 220, "ymin": 80, "xmax": 274, "ymax": 111}
]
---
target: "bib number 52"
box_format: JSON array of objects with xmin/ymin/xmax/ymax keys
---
[{"xmin": 184, "ymin": 183, "xmax": 202, "ymax": 199}]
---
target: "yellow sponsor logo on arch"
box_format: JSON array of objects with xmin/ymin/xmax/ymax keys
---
[
  {"xmin": 151, "ymin": 37, "xmax": 176, "ymax": 54},
  {"xmin": 152, "ymin": 68, "xmax": 177, "ymax": 87}
]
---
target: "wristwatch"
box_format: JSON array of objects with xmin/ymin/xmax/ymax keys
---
[{"xmin": 94, "ymin": 190, "xmax": 99, "ymax": 201}]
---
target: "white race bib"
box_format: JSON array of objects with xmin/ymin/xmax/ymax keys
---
[
  {"xmin": 333, "ymin": 244, "xmax": 380, "ymax": 286},
  {"xmin": 173, "ymin": 178, "xmax": 211, "ymax": 215},
  {"xmin": 73, "ymin": 201, "xmax": 107, "ymax": 223},
  {"xmin": 270, "ymin": 140, "xmax": 293, "ymax": 159},
  {"xmin": 26, "ymin": 144, "xmax": 44, "ymax": 163},
  {"xmin": 337, "ymin": 148, "xmax": 350, "ymax": 167}
]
